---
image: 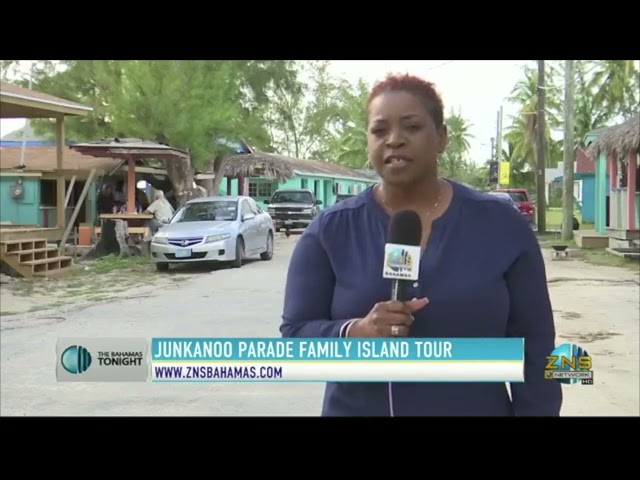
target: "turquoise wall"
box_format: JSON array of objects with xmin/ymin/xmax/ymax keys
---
[
  {"xmin": 577, "ymin": 173, "xmax": 608, "ymax": 224},
  {"xmin": 0, "ymin": 177, "xmax": 99, "ymax": 228},
  {"xmin": 0, "ymin": 177, "xmax": 41, "ymax": 225},
  {"xmin": 594, "ymin": 155, "xmax": 607, "ymax": 233},
  {"xmin": 218, "ymin": 174, "xmax": 375, "ymax": 210}
]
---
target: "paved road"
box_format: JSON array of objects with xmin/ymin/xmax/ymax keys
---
[
  {"xmin": 1, "ymin": 236, "xmax": 638, "ymax": 416},
  {"xmin": 0, "ymin": 236, "xmax": 324, "ymax": 416}
]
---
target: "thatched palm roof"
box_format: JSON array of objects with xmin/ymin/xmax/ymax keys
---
[
  {"xmin": 586, "ymin": 113, "xmax": 640, "ymax": 160},
  {"xmin": 71, "ymin": 138, "xmax": 190, "ymax": 160},
  {"xmin": 223, "ymin": 151, "xmax": 375, "ymax": 182}
]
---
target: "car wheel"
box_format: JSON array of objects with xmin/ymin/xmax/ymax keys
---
[
  {"xmin": 232, "ymin": 237, "xmax": 244, "ymax": 268},
  {"xmin": 261, "ymin": 231, "xmax": 274, "ymax": 261},
  {"xmin": 156, "ymin": 263, "xmax": 169, "ymax": 272}
]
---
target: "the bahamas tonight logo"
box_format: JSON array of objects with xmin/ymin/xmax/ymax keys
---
[
  {"xmin": 56, "ymin": 338, "xmax": 149, "ymax": 383},
  {"xmin": 60, "ymin": 345, "xmax": 92, "ymax": 374}
]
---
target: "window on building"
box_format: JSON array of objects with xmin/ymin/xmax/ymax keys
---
[{"xmin": 248, "ymin": 182, "xmax": 274, "ymax": 198}]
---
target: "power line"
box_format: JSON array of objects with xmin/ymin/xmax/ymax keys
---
[{"xmin": 425, "ymin": 60, "xmax": 456, "ymax": 72}]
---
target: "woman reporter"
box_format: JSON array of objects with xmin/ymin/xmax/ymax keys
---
[{"xmin": 279, "ymin": 73, "xmax": 562, "ymax": 416}]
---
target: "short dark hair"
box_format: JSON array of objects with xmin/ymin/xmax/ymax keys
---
[{"xmin": 367, "ymin": 73, "xmax": 445, "ymax": 128}]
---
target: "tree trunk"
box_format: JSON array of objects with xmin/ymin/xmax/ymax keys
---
[
  {"xmin": 164, "ymin": 156, "xmax": 206, "ymax": 207},
  {"xmin": 84, "ymin": 219, "xmax": 141, "ymax": 259},
  {"xmin": 201, "ymin": 158, "xmax": 216, "ymax": 194},
  {"xmin": 536, "ymin": 60, "xmax": 547, "ymax": 234},
  {"xmin": 210, "ymin": 155, "xmax": 228, "ymax": 195}
]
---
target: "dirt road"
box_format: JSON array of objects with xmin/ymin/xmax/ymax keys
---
[{"xmin": 541, "ymin": 251, "xmax": 639, "ymax": 416}]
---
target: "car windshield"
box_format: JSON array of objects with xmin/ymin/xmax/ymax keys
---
[
  {"xmin": 171, "ymin": 200, "xmax": 238, "ymax": 223},
  {"xmin": 490, "ymin": 192, "xmax": 512, "ymax": 202},
  {"xmin": 271, "ymin": 191, "xmax": 313, "ymax": 204},
  {"xmin": 507, "ymin": 192, "xmax": 527, "ymax": 202}
]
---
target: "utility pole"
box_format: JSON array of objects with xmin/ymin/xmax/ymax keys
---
[
  {"xmin": 496, "ymin": 106, "xmax": 504, "ymax": 187},
  {"xmin": 536, "ymin": 60, "xmax": 547, "ymax": 234},
  {"xmin": 561, "ymin": 60, "xmax": 576, "ymax": 240},
  {"xmin": 19, "ymin": 61, "xmax": 35, "ymax": 168},
  {"xmin": 490, "ymin": 137, "xmax": 496, "ymax": 188}
]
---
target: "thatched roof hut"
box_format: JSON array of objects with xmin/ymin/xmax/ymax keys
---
[
  {"xmin": 586, "ymin": 113, "xmax": 640, "ymax": 160},
  {"xmin": 223, "ymin": 151, "xmax": 375, "ymax": 182}
]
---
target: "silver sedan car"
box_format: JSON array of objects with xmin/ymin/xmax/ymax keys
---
[{"xmin": 150, "ymin": 196, "xmax": 274, "ymax": 272}]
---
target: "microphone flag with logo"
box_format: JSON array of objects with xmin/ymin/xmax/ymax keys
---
[{"xmin": 383, "ymin": 210, "xmax": 422, "ymax": 301}]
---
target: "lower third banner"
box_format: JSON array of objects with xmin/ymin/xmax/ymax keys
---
[
  {"xmin": 55, "ymin": 337, "xmax": 525, "ymax": 383},
  {"xmin": 150, "ymin": 337, "xmax": 525, "ymax": 383}
]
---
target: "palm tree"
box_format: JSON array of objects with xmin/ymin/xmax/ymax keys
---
[
  {"xmin": 589, "ymin": 60, "xmax": 639, "ymax": 120},
  {"xmin": 505, "ymin": 64, "xmax": 563, "ymax": 169},
  {"xmin": 440, "ymin": 108, "xmax": 473, "ymax": 178}
]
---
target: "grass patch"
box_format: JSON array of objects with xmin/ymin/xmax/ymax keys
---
[
  {"xmin": 536, "ymin": 209, "xmax": 595, "ymax": 249},
  {"xmin": 537, "ymin": 231, "xmax": 576, "ymax": 249},
  {"xmin": 74, "ymin": 254, "xmax": 152, "ymax": 276},
  {"xmin": 543, "ymin": 208, "xmax": 592, "ymax": 231},
  {"xmin": 581, "ymin": 250, "xmax": 640, "ymax": 271},
  {"xmin": 536, "ymin": 228, "xmax": 639, "ymax": 271},
  {"xmin": 27, "ymin": 305, "xmax": 51, "ymax": 313}
]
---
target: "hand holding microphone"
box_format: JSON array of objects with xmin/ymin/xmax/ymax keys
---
[
  {"xmin": 350, "ymin": 298, "xmax": 428, "ymax": 338},
  {"xmin": 348, "ymin": 209, "xmax": 428, "ymax": 338}
]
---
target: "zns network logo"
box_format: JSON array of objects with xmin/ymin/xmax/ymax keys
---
[
  {"xmin": 545, "ymin": 343, "xmax": 593, "ymax": 385},
  {"xmin": 61, "ymin": 345, "xmax": 92, "ymax": 374},
  {"xmin": 386, "ymin": 248, "xmax": 413, "ymax": 272}
]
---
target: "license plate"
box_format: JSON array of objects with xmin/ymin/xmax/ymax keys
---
[
  {"xmin": 175, "ymin": 249, "xmax": 192, "ymax": 258},
  {"xmin": 284, "ymin": 220, "xmax": 293, "ymax": 225}
]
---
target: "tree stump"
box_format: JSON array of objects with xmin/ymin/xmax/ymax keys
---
[{"xmin": 84, "ymin": 219, "xmax": 141, "ymax": 260}]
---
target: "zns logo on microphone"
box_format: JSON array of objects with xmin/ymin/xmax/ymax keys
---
[{"xmin": 386, "ymin": 247, "xmax": 413, "ymax": 273}]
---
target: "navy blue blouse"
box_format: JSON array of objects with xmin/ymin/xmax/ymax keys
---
[{"xmin": 280, "ymin": 180, "xmax": 562, "ymax": 416}]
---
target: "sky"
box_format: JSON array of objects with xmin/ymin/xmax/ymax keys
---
[
  {"xmin": 327, "ymin": 60, "xmax": 532, "ymax": 163},
  {"xmin": 0, "ymin": 60, "xmax": 533, "ymax": 164}
]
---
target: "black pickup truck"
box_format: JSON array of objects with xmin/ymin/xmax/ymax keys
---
[{"xmin": 264, "ymin": 188, "xmax": 323, "ymax": 231}]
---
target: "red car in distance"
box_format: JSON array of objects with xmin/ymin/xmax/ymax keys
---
[{"xmin": 494, "ymin": 188, "xmax": 535, "ymax": 225}]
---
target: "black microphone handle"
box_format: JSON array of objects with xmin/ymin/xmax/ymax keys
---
[{"xmin": 391, "ymin": 279, "xmax": 414, "ymax": 301}]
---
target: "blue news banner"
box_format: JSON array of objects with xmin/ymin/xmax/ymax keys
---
[{"xmin": 56, "ymin": 337, "xmax": 525, "ymax": 383}]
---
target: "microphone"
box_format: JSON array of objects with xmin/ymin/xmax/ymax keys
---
[{"xmin": 383, "ymin": 210, "xmax": 423, "ymax": 301}]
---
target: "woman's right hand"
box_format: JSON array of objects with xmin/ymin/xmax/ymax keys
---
[{"xmin": 348, "ymin": 298, "xmax": 429, "ymax": 338}]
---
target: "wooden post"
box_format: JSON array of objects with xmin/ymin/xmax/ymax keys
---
[
  {"xmin": 127, "ymin": 157, "xmax": 136, "ymax": 213},
  {"xmin": 627, "ymin": 152, "xmax": 637, "ymax": 230},
  {"xmin": 608, "ymin": 154, "xmax": 619, "ymax": 229},
  {"xmin": 59, "ymin": 169, "xmax": 97, "ymax": 252},
  {"xmin": 595, "ymin": 154, "xmax": 608, "ymax": 234},
  {"xmin": 64, "ymin": 175, "xmax": 76, "ymax": 208},
  {"xmin": 561, "ymin": 60, "xmax": 575, "ymax": 241},
  {"xmin": 55, "ymin": 118, "xmax": 66, "ymax": 229},
  {"xmin": 609, "ymin": 155, "xmax": 618, "ymax": 189}
]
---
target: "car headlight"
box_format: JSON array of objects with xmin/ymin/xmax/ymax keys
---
[
  {"xmin": 153, "ymin": 236, "xmax": 168, "ymax": 244},
  {"xmin": 302, "ymin": 208, "xmax": 312, "ymax": 213},
  {"xmin": 268, "ymin": 208, "xmax": 275, "ymax": 214},
  {"xmin": 205, "ymin": 233, "xmax": 230, "ymax": 243}
]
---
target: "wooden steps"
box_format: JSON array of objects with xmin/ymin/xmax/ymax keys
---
[{"xmin": 0, "ymin": 238, "xmax": 73, "ymax": 278}]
